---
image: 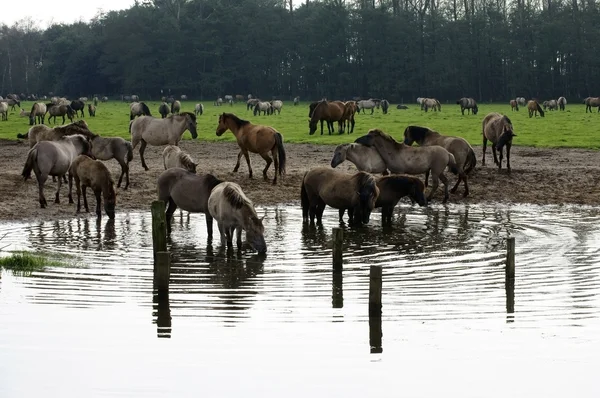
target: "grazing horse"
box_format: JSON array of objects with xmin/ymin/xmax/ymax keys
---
[
  {"xmin": 301, "ymin": 167, "xmax": 380, "ymax": 225},
  {"xmin": 456, "ymin": 97, "xmax": 478, "ymax": 115},
  {"xmin": 293, "ymin": 96, "xmax": 299, "ymax": 106},
  {"xmin": 162, "ymin": 145, "xmax": 197, "ymax": 173},
  {"xmin": 543, "ymin": 100, "xmax": 558, "ymax": 111},
  {"xmin": 527, "ymin": 100, "xmax": 545, "ymax": 117},
  {"xmin": 47, "ymin": 104, "xmax": 75, "ymax": 124},
  {"xmin": 416, "ymin": 97, "xmax": 424, "ymax": 106},
  {"xmin": 29, "ymin": 103, "xmax": 47, "ymax": 125},
  {"xmin": 224, "ymin": 95, "xmax": 234, "ymax": 105},
  {"xmin": 208, "ymin": 182, "xmax": 267, "ymax": 252},
  {"xmin": 129, "ymin": 102, "xmax": 152, "ymax": 120},
  {"xmin": 375, "ymin": 175, "xmax": 427, "ymax": 224},
  {"xmin": 270, "ymin": 100, "xmax": 283, "ymax": 115},
  {"xmin": 194, "ymin": 103, "xmax": 204, "ymax": 116},
  {"xmin": 0, "ymin": 102, "xmax": 7, "ymax": 121},
  {"xmin": 510, "ymin": 99, "xmax": 519, "ymax": 111},
  {"xmin": 422, "ymin": 98, "xmax": 441, "ymax": 112},
  {"xmin": 216, "ymin": 113, "xmax": 286, "ymax": 184},
  {"xmin": 357, "ymin": 99, "xmax": 378, "ymax": 114},
  {"xmin": 558, "ymin": 96, "xmax": 567, "ymax": 111},
  {"xmin": 516, "ymin": 97, "xmax": 526, "ymax": 106},
  {"xmin": 330, "ymin": 143, "xmax": 388, "ymax": 175},
  {"xmin": 158, "ymin": 102, "xmax": 170, "ymax": 118},
  {"xmin": 171, "ymin": 100, "xmax": 181, "ymax": 115},
  {"xmin": 158, "ymin": 168, "xmax": 224, "ymax": 235},
  {"xmin": 482, "ymin": 112, "xmax": 516, "ymax": 173},
  {"xmin": 89, "ymin": 134, "xmax": 134, "ymax": 190},
  {"xmin": 215, "ymin": 97, "xmax": 223, "ymax": 106},
  {"xmin": 101, "ymin": 96, "xmax": 108, "ymax": 102},
  {"xmin": 584, "ymin": 97, "xmax": 600, "ymax": 113},
  {"xmin": 403, "ymin": 125, "xmax": 476, "ymax": 197},
  {"xmin": 88, "ymin": 104, "xmax": 96, "ymax": 117},
  {"xmin": 247, "ymin": 98, "xmax": 259, "ymax": 111},
  {"xmin": 131, "ymin": 95, "xmax": 139, "ymax": 102},
  {"xmin": 309, "ymin": 100, "xmax": 345, "ymax": 135},
  {"xmin": 380, "ymin": 99, "xmax": 390, "ymax": 114},
  {"xmin": 130, "ymin": 112, "xmax": 198, "ymax": 170},
  {"xmin": 6, "ymin": 98, "xmax": 21, "ymax": 111},
  {"xmin": 70, "ymin": 99, "xmax": 85, "ymax": 117},
  {"xmin": 21, "ymin": 135, "xmax": 93, "ymax": 208},
  {"xmin": 68, "ymin": 155, "xmax": 117, "ymax": 219},
  {"xmin": 354, "ymin": 129, "xmax": 460, "ymax": 203},
  {"xmin": 253, "ymin": 101, "xmax": 272, "ymax": 116}
]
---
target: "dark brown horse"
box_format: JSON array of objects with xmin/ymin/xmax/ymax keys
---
[
  {"xmin": 216, "ymin": 113, "xmax": 286, "ymax": 184},
  {"xmin": 456, "ymin": 97, "xmax": 478, "ymax": 115},
  {"xmin": 527, "ymin": 100, "xmax": 545, "ymax": 118},
  {"xmin": 375, "ymin": 175, "xmax": 427, "ymax": 224},
  {"xmin": 510, "ymin": 99, "xmax": 519, "ymax": 111},
  {"xmin": 301, "ymin": 167, "xmax": 379, "ymax": 226},
  {"xmin": 482, "ymin": 112, "xmax": 516, "ymax": 173},
  {"xmin": 68, "ymin": 155, "xmax": 117, "ymax": 219},
  {"xmin": 308, "ymin": 100, "xmax": 345, "ymax": 135}
]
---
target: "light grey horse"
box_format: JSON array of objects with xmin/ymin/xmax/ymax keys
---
[
  {"xmin": 357, "ymin": 99, "xmax": 377, "ymax": 114},
  {"xmin": 194, "ymin": 103, "xmax": 204, "ymax": 116},
  {"xmin": 0, "ymin": 102, "xmax": 8, "ymax": 121},
  {"xmin": 171, "ymin": 100, "xmax": 181, "ymax": 114},
  {"xmin": 101, "ymin": 96, "xmax": 108, "ymax": 102},
  {"xmin": 89, "ymin": 134, "xmax": 134, "ymax": 189},
  {"xmin": 422, "ymin": 98, "xmax": 441, "ymax": 112},
  {"xmin": 558, "ymin": 96, "xmax": 567, "ymax": 111},
  {"xmin": 130, "ymin": 112, "xmax": 198, "ymax": 170},
  {"xmin": 293, "ymin": 96, "xmax": 299, "ymax": 106},
  {"xmin": 21, "ymin": 135, "xmax": 93, "ymax": 208},
  {"xmin": 224, "ymin": 95, "xmax": 233, "ymax": 105},
  {"xmin": 162, "ymin": 145, "xmax": 197, "ymax": 173},
  {"xmin": 270, "ymin": 100, "xmax": 283, "ymax": 115},
  {"xmin": 254, "ymin": 101, "xmax": 272, "ymax": 116},
  {"xmin": 208, "ymin": 181, "xmax": 267, "ymax": 253},
  {"xmin": 181, "ymin": 95, "xmax": 188, "ymax": 100},
  {"xmin": 247, "ymin": 98, "xmax": 259, "ymax": 111},
  {"xmin": 516, "ymin": 97, "xmax": 526, "ymax": 106},
  {"xmin": 131, "ymin": 95, "xmax": 139, "ymax": 102},
  {"xmin": 158, "ymin": 102, "xmax": 170, "ymax": 118},
  {"xmin": 330, "ymin": 143, "xmax": 388, "ymax": 175},
  {"xmin": 129, "ymin": 102, "xmax": 152, "ymax": 120}
]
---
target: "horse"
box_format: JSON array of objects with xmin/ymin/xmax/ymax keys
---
[
  {"xmin": 270, "ymin": 100, "xmax": 283, "ymax": 115},
  {"xmin": 181, "ymin": 95, "xmax": 188, "ymax": 101},
  {"xmin": 89, "ymin": 134, "xmax": 134, "ymax": 189},
  {"xmin": 300, "ymin": 167, "xmax": 380, "ymax": 226},
  {"xmin": 527, "ymin": 100, "xmax": 545, "ymax": 117},
  {"xmin": 131, "ymin": 95, "xmax": 139, "ymax": 102},
  {"xmin": 416, "ymin": 97, "xmax": 424, "ymax": 106},
  {"xmin": 380, "ymin": 99, "xmax": 390, "ymax": 114},
  {"xmin": 354, "ymin": 129, "xmax": 460, "ymax": 203},
  {"xmin": 403, "ymin": 125, "xmax": 476, "ymax": 197},
  {"xmin": 293, "ymin": 96, "xmax": 299, "ymax": 106},
  {"xmin": 396, "ymin": 104, "xmax": 408, "ymax": 109},
  {"xmin": 375, "ymin": 175, "xmax": 427, "ymax": 224},
  {"xmin": 88, "ymin": 104, "xmax": 96, "ymax": 117},
  {"xmin": 18, "ymin": 120, "xmax": 93, "ymax": 148},
  {"xmin": 157, "ymin": 168, "xmax": 223, "ymax": 235},
  {"xmin": 456, "ymin": 97, "xmax": 478, "ymax": 115},
  {"xmin": 482, "ymin": 112, "xmax": 516, "ymax": 173},
  {"xmin": 235, "ymin": 95, "xmax": 244, "ymax": 102},
  {"xmin": 171, "ymin": 100, "xmax": 181, "ymax": 115},
  {"xmin": 544, "ymin": 99, "xmax": 558, "ymax": 111},
  {"xmin": 215, "ymin": 97, "xmax": 223, "ymax": 106},
  {"xmin": 68, "ymin": 155, "xmax": 117, "ymax": 219},
  {"xmin": 516, "ymin": 97, "xmax": 526, "ymax": 106},
  {"xmin": 21, "ymin": 135, "xmax": 93, "ymax": 208},
  {"xmin": 6, "ymin": 98, "xmax": 21, "ymax": 111},
  {"xmin": 158, "ymin": 102, "xmax": 170, "ymax": 118},
  {"xmin": 162, "ymin": 145, "xmax": 197, "ymax": 173},
  {"xmin": 330, "ymin": 143, "xmax": 388, "ymax": 175},
  {"xmin": 224, "ymin": 95, "xmax": 234, "ymax": 105},
  {"xmin": 20, "ymin": 109, "xmax": 30, "ymax": 118},
  {"xmin": 422, "ymin": 98, "xmax": 441, "ymax": 112},
  {"xmin": 208, "ymin": 181, "xmax": 267, "ymax": 253},
  {"xmin": 510, "ymin": 99, "xmax": 519, "ymax": 111},
  {"xmin": 341, "ymin": 101, "xmax": 358, "ymax": 134},
  {"xmin": 247, "ymin": 98, "xmax": 259, "ymax": 111},
  {"xmin": 129, "ymin": 102, "xmax": 152, "ymax": 120},
  {"xmin": 357, "ymin": 99, "xmax": 378, "ymax": 114},
  {"xmin": 215, "ymin": 113, "xmax": 286, "ymax": 184},
  {"xmin": 101, "ymin": 96, "xmax": 108, "ymax": 102},
  {"xmin": 309, "ymin": 100, "xmax": 345, "ymax": 135},
  {"xmin": 0, "ymin": 102, "xmax": 10, "ymax": 121},
  {"xmin": 47, "ymin": 104, "xmax": 75, "ymax": 124},
  {"xmin": 79, "ymin": 97, "xmax": 88, "ymax": 103},
  {"xmin": 70, "ymin": 99, "xmax": 85, "ymax": 117},
  {"xmin": 93, "ymin": 96, "xmax": 99, "ymax": 106},
  {"xmin": 130, "ymin": 112, "xmax": 198, "ymax": 170},
  {"xmin": 194, "ymin": 103, "xmax": 204, "ymax": 116},
  {"xmin": 558, "ymin": 96, "xmax": 567, "ymax": 111},
  {"xmin": 253, "ymin": 101, "xmax": 272, "ymax": 116},
  {"xmin": 584, "ymin": 97, "xmax": 600, "ymax": 113}
]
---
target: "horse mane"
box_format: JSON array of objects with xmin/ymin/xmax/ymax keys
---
[
  {"xmin": 57, "ymin": 121, "xmax": 96, "ymax": 139},
  {"xmin": 380, "ymin": 175, "xmax": 424, "ymax": 192},
  {"xmin": 222, "ymin": 113, "xmax": 249, "ymax": 127},
  {"xmin": 502, "ymin": 115, "xmax": 512, "ymax": 125},
  {"xmin": 404, "ymin": 125, "xmax": 432, "ymax": 142},
  {"xmin": 180, "ymin": 111, "xmax": 196, "ymax": 121},
  {"xmin": 352, "ymin": 171, "xmax": 377, "ymax": 191},
  {"xmin": 178, "ymin": 150, "xmax": 196, "ymax": 170},
  {"xmin": 223, "ymin": 184, "xmax": 251, "ymax": 209},
  {"xmin": 368, "ymin": 128, "xmax": 401, "ymax": 148},
  {"xmin": 203, "ymin": 173, "xmax": 223, "ymax": 190}
]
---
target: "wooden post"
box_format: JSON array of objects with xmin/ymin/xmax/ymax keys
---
[
  {"xmin": 154, "ymin": 251, "xmax": 171, "ymax": 291},
  {"xmin": 151, "ymin": 200, "xmax": 167, "ymax": 261},
  {"xmin": 332, "ymin": 227, "xmax": 343, "ymax": 272},
  {"xmin": 505, "ymin": 237, "xmax": 515, "ymax": 317},
  {"xmin": 369, "ymin": 265, "xmax": 382, "ymax": 317},
  {"xmin": 332, "ymin": 271, "xmax": 343, "ymax": 309}
]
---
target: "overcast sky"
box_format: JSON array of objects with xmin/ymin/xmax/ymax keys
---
[{"xmin": 2, "ymin": 0, "xmax": 136, "ymax": 27}]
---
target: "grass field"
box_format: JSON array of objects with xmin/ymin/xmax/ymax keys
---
[{"xmin": 1, "ymin": 100, "xmax": 598, "ymax": 149}]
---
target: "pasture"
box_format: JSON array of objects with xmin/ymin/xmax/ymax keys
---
[{"xmin": 0, "ymin": 100, "xmax": 598, "ymax": 149}]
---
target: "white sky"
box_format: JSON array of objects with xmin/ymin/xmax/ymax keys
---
[{"xmin": 2, "ymin": 0, "xmax": 137, "ymax": 27}]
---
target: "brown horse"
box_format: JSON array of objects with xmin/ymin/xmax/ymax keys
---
[
  {"xmin": 355, "ymin": 129, "xmax": 460, "ymax": 203},
  {"xmin": 403, "ymin": 125, "xmax": 476, "ymax": 197},
  {"xmin": 375, "ymin": 175, "xmax": 427, "ymax": 224},
  {"xmin": 527, "ymin": 100, "xmax": 545, "ymax": 118},
  {"xmin": 341, "ymin": 101, "xmax": 357, "ymax": 134},
  {"xmin": 510, "ymin": 99, "xmax": 519, "ymax": 111},
  {"xmin": 301, "ymin": 167, "xmax": 380, "ymax": 225},
  {"xmin": 215, "ymin": 113, "xmax": 286, "ymax": 184},
  {"xmin": 68, "ymin": 155, "xmax": 117, "ymax": 219},
  {"xmin": 585, "ymin": 97, "xmax": 600, "ymax": 113},
  {"xmin": 482, "ymin": 112, "xmax": 516, "ymax": 173},
  {"xmin": 308, "ymin": 100, "xmax": 345, "ymax": 135}
]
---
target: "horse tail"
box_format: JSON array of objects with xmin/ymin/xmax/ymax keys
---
[
  {"xmin": 537, "ymin": 102, "xmax": 545, "ymax": 117},
  {"xmin": 447, "ymin": 153, "xmax": 459, "ymax": 175},
  {"xmin": 22, "ymin": 147, "xmax": 37, "ymax": 181},
  {"xmin": 436, "ymin": 100, "xmax": 441, "ymax": 111},
  {"xmin": 464, "ymin": 147, "xmax": 477, "ymax": 175},
  {"xmin": 142, "ymin": 102, "xmax": 151, "ymax": 116},
  {"xmin": 17, "ymin": 132, "xmax": 29, "ymax": 139},
  {"xmin": 274, "ymin": 132, "xmax": 286, "ymax": 176},
  {"xmin": 301, "ymin": 173, "xmax": 309, "ymax": 221},
  {"xmin": 125, "ymin": 141, "xmax": 133, "ymax": 164}
]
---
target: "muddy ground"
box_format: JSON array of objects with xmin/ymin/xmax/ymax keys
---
[{"xmin": 1, "ymin": 139, "xmax": 599, "ymax": 222}]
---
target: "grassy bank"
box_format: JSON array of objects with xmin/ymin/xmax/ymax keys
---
[
  {"xmin": 0, "ymin": 251, "xmax": 70, "ymax": 275},
  {"xmin": 1, "ymin": 100, "xmax": 598, "ymax": 149}
]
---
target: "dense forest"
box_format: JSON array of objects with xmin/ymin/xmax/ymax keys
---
[{"xmin": 0, "ymin": 0, "xmax": 598, "ymax": 102}]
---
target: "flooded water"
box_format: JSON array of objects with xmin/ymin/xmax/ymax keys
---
[{"xmin": 1, "ymin": 203, "xmax": 600, "ymax": 397}]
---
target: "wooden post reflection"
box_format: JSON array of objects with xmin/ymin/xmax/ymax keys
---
[
  {"xmin": 369, "ymin": 314, "xmax": 382, "ymax": 354},
  {"xmin": 332, "ymin": 227, "xmax": 343, "ymax": 272},
  {"xmin": 332, "ymin": 271, "xmax": 343, "ymax": 308},
  {"xmin": 153, "ymin": 290, "xmax": 172, "ymax": 338},
  {"xmin": 369, "ymin": 265, "xmax": 383, "ymax": 353},
  {"xmin": 506, "ymin": 237, "xmax": 515, "ymax": 322}
]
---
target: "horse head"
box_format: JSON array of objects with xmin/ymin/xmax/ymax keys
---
[
  {"xmin": 330, "ymin": 144, "xmax": 348, "ymax": 168},
  {"xmin": 183, "ymin": 112, "xmax": 198, "ymax": 138},
  {"xmin": 472, "ymin": 105, "xmax": 479, "ymax": 115},
  {"xmin": 246, "ymin": 214, "xmax": 267, "ymax": 254},
  {"xmin": 104, "ymin": 188, "xmax": 116, "ymax": 220},
  {"xmin": 354, "ymin": 173, "xmax": 379, "ymax": 225},
  {"xmin": 411, "ymin": 179, "xmax": 428, "ymax": 207},
  {"xmin": 496, "ymin": 121, "xmax": 516, "ymax": 150},
  {"xmin": 216, "ymin": 113, "xmax": 229, "ymax": 136}
]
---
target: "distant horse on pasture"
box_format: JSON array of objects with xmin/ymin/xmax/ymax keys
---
[
  {"xmin": 516, "ymin": 97, "xmax": 526, "ymax": 106},
  {"xmin": 357, "ymin": 99, "xmax": 378, "ymax": 114},
  {"xmin": 309, "ymin": 100, "xmax": 345, "ymax": 135},
  {"xmin": 584, "ymin": 97, "xmax": 600, "ymax": 113},
  {"xmin": 88, "ymin": 104, "xmax": 96, "ymax": 117},
  {"xmin": 0, "ymin": 102, "xmax": 7, "ymax": 121},
  {"xmin": 270, "ymin": 100, "xmax": 283, "ymax": 115},
  {"xmin": 558, "ymin": 96, "xmax": 567, "ymax": 111},
  {"xmin": 510, "ymin": 100, "xmax": 519, "ymax": 111},
  {"xmin": 129, "ymin": 102, "xmax": 152, "ymax": 120},
  {"xmin": 48, "ymin": 104, "xmax": 75, "ymax": 124},
  {"xmin": 380, "ymin": 99, "xmax": 390, "ymax": 114},
  {"xmin": 527, "ymin": 100, "xmax": 545, "ymax": 117},
  {"xmin": 29, "ymin": 103, "xmax": 47, "ymax": 125},
  {"xmin": 70, "ymin": 99, "xmax": 85, "ymax": 117},
  {"xmin": 247, "ymin": 98, "xmax": 259, "ymax": 111},
  {"xmin": 158, "ymin": 102, "xmax": 170, "ymax": 118},
  {"xmin": 194, "ymin": 103, "xmax": 204, "ymax": 116},
  {"xmin": 171, "ymin": 100, "xmax": 181, "ymax": 115},
  {"xmin": 253, "ymin": 101, "xmax": 272, "ymax": 116},
  {"xmin": 422, "ymin": 98, "xmax": 441, "ymax": 112},
  {"xmin": 89, "ymin": 134, "xmax": 134, "ymax": 190},
  {"xmin": 456, "ymin": 97, "xmax": 478, "ymax": 115}
]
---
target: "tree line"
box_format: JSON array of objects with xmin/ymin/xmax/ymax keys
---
[{"xmin": 0, "ymin": 0, "xmax": 598, "ymax": 103}]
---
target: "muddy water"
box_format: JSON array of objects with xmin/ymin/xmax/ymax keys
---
[{"xmin": 1, "ymin": 204, "xmax": 600, "ymax": 397}]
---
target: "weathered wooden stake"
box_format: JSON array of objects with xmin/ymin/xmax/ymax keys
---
[
  {"xmin": 154, "ymin": 251, "xmax": 171, "ymax": 291},
  {"xmin": 505, "ymin": 237, "xmax": 515, "ymax": 316},
  {"xmin": 332, "ymin": 227, "xmax": 343, "ymax": 272},
  {"xmin": 369, "ymin": 265, "xmax": 382, "ymax": 317},
  {"xmin": 151, "ymin": 200, "xmax": 167, "ymax": 261}
]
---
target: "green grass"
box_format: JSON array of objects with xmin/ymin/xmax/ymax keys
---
[
  {"xmin": 1, "ymin": 100, "xmax": 598, "ymax": 149},
  {"xmin": 0, "ymin": 251, "xmax": 71, "ymax": 276}
]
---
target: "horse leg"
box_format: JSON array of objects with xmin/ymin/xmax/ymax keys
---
[
  {"xmin": 139, "ymin": 140, "xmax": 149, "ymax": 171},
  {"xmin": 82, "ymin": 185, "xmax": 90, "ymax": 212},
  {"xmin": 165, "ymin": 197, "xmax": 177, "ymax": 233},
  {"xmin": 68, "ymin": 173, "xmax": 74, "ymax": 204},
  {"xmin": 236, "ymin": 227, "xmax": 242, "ymax": 251},
  {"xmin": 243, "ymin": 150, "xmax": 252, "ymax": 179},
  {"xmin": 260, "ymin": 153, "xmax": 273, "ymax": 182},
  {"xmin": 492, "ymin": 145, "xmax": 499, "ymax": 166},
  {"xmin": 37, "ymin": 173, "xmax": 48, "ymax": 208},
  {"xmin": 320, "ymin": 120, "xmax": 324, "ymax": 135},
  {"xmin": 95, "ymin": 190, "xmax": 102, "ymax": 219},
  {"xmin": 217, "ymin": 222, "xmax": 226, "ymax": 245},
  {"xmin": 348, "ymin": 208, "xmax": 354, "ymax": 224},
  {"xmin": 424, "ymin": 170, "xmax": 430, "ymax": 187},
  {"xmin": 338, "ymin": 208, "xmax": 345, "ymax": 222},
  {"xmin": 233, "ymin": 150, "xmax": 243, "ymax": 172},
  {"xmin": 225, "ymin": 228, "xmax": 233, "ymax": 249},
  {"xmin": 309, "ymin": 205, "xmax": 317, "ymax": 225},
  {"xmin": 506, "ymin": 143, "xmax": 512, "ymax": 174},
  {"xmin": 482, "ymin": 136, "xmax": 487, "ymax": 166},
  {"xmin": 205, "ymin": 214, "xmax": 213, "ymax": 240},
  {"xmin": 117, "ymin": 159, "xmax": 128, "ymax": 189},
  {"xmin": 272, "ymin": 149, "xmax": 280, "ymax": 185},
  {"xmin": 316, "ymin": 201, "xmax": 326, "ymax": 225},
  {"xmin": 427, "ymin": 173, "xmax": 440, "ymax": 202},
  {"xmin": 439, "ymin": 173, "xmax": 450, "ymax": 204},
  {"xmin": 54, "ymin": 175, "xmax": 62, "ymax": 204},
  {"xmin": 497, "ymin": 146, "xmax": 504, "ymax": 171}
]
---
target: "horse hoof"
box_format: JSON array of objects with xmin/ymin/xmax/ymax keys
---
[{"xmin": 450, "ymin": 187, "xmax": 458, "ymax": 194}]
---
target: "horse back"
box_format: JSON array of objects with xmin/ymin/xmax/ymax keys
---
[{"xmin": 303, "ymin": 167, "xmax": 358, "ymax": 209}]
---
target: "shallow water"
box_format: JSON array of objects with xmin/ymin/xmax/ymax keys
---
[{"xmin": 1, "ymin": 203, "xmax": 600, "ymax": 397}]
